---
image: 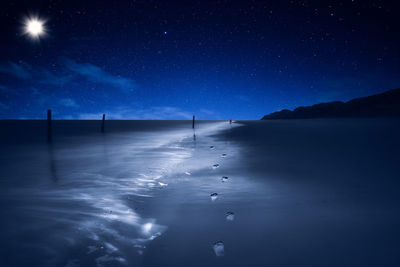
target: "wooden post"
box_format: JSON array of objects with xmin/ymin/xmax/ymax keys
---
[
  {"xmin": 47, "ymin": 109, "xmax": 52, "ymax": 142},
  {"xmin": 101, "ymin": 114, "xmax": 105, "ymax": 133},
  {"xmin": 192, "ymin": 115, "xmax": 195, "ymax": 129}
]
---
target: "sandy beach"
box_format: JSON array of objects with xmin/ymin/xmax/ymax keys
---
[{"xmin": 0, "ymin": 119, "xmax": 400, "ymax": 267}]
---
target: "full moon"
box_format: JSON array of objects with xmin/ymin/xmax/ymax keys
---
[
  {"xmin": 27, "ymin": 20, "xmax": 43, "ymax": 35},
  {"xmin": 23, "ymin": 16, "xmax": 46, "ymax": 39}
]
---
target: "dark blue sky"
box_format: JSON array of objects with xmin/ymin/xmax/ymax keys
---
[{"xmin": 0, "ymin": 0, "xmax": 399, "ymax": 119}]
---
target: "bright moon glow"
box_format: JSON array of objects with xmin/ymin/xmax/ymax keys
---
[
  {"xmin": 23, "ymin": 16, "xmax": 46, "ymax": 40},
  {"xmin": 27, "ymin": 20, "xmax": 43, "ymax": 36}
]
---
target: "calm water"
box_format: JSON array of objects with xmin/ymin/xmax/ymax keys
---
[{"xmin": 1, "ymin": 119, "xmax": 400, "ymax": 266}]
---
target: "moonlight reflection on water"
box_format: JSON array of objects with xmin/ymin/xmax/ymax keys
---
[
  {"xmin": 0, "ymin": 121, "xmax": 251, "ymax": 266},
  {"xmin": 1, "ymin": 119, "xmax": 400, "ymax": 266}
]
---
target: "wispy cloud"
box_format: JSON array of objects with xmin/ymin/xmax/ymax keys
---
[
  {"xmin": 30, "ymin": 88, "xmax": 79, "ymax": 109},
  {"xmin": 0, "ymin": 61, "xmax": 67, "ymax": 85},
  {"xmin": 0, "ymin": 61, "xmax": 32, "ymax": 79},
  {"xmin": 74, "ymin": 106, "xmax": 193, "ymax": 120},
  {"xmin": 64, "ymin": 59, "xmax": 136, "ymax": 92},
  {"xmin": 31, "ymin": 88, "xmax": 49, "ymax": 106},
  {"xmin": 59, "ymin": 98, "xmax": 79, "ymax": 108},
  {"xmin": 0, "ymin": 59, "xmax": 136, "ymax": 92},
  {"xmin": 76, "ymin": 112, "xmax": 105, "ymax": 120},
  {"xmin": 39, "ymin": 69, "xmax": 73, "ymax": 85},
  {"xmin": 133, "ymin": 106, "xmax": 193, "ymax": 120},
  {"xmin": 199, "ymin": 108, "xmax": 216, "ymax": 115}
]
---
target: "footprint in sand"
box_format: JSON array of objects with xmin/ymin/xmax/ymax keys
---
[
  {"xmin": 210, "ymin": 193, "xmax": 218, "ymax": 201},
  {"xmin": 221, "ymin": 153, "xmax": 227, "ymax": 158},
  {"xmin": 210, "ymin": 146, "xmax": 215, "ymax": 149},
  {"xmin": 221, "ymin": 176, "xmax": 228, "ymax": 182},
  {"xmin": 213, "ymin": 241, "xmax": 224, "ymax": 256},
  {"xmin": 226, "ymin": 211, "xmax": 235, "ymax": 221},
  {"xmin": 212, "ymin": 164, "xmax": 219, "ymax": 169}
]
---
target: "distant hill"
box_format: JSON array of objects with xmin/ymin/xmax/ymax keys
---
[{"xmin": 262, "ymin": 89, "xmax": 400, "ymax": 120}]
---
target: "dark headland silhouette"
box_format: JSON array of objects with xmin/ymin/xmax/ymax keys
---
[{"xmin": 262, "ymin": 88, "xmax": 400, "ymax": 120}]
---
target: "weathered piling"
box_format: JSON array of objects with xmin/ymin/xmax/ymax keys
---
[
  {"xmin": 47, "ymin": 109, "xmax": 52, "ymax": 142},
  {"xmin": 101, "ymin": 114, "xmax": 106, "ymax": 133},
  {"xmin": 192, "ymin": 115, "xmax": 195, "ymax": 129}
]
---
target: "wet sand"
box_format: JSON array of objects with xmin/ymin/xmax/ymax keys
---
[{"xmin": 0, "ymin": 119, "xmax": 400, "ymax": 266}]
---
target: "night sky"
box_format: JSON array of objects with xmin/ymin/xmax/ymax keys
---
[{"xmin": 0, "ymin": 0, "xmax": 399, "ymax": 120}]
